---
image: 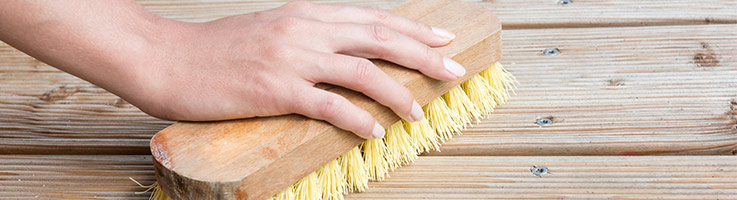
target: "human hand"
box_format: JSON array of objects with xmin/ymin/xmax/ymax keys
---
[
  {"xmin": 0, "ymin": 0, "xmax": 464, "ymax": 139},
  {"xmin": 133, "ymin": 1, "xmax": 465, "ymax": 139}
]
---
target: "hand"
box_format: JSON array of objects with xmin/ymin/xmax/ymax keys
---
[
  {"xmin": 0, "ymin": 1, "xmax": 464, "ymax": 139},
  {"xmin": 134, "ymin": 1, "xmax": 464, "ymax": 139}
]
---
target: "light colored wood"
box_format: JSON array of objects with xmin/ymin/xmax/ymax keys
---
[
  {"xmin": 151, "ymin": 1, "xmax": 502, "ymax": 199},
  {"xmin": 2, "ymin": 25, "xmax": 735, "ymax": 156},
  {"xmin": 135, "ymin": 0, "xmax": 737, "ymax": 28},
  {"xmin": 0, "ymin": 0, "xmax": 734, "ymax": 199},
  {"xmin": 346, "ymin": 156, "xmax": 737, "ymax": 199},
  {"xmin": 0, "ymin": 155, "xmax": 155, "ymax": 199},
  {"xmin": 1, "ymin": 155, "xmax": 735, "ymax": 199},
  {"xmin": 1, "ymin": 0, "xmax": 736, "ymax": 155},
  {"xmin": 430, "ymin": 24, "xmax": 737, "ymax": 156}
]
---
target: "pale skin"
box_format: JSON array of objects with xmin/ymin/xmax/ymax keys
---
[{"xmin": 0, "ymin": 0, "xmax": 465, "ymax": 139}]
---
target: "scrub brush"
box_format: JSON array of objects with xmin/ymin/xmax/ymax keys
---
[{"xmin": 147, "ymin": 0, "xmax": 511, "ymax": 199}]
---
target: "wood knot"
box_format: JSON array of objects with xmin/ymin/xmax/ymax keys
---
[
  {"xmin": 113, "ymin": 98, "xmax": 130, "ymax": 108},
  {"xmin": 694, "ymin": 52, "xmax": 719, "ymax": 67},
  {"xmin": 40, "ymin": 85, "xmax": 79, "ymax": 102},
  {"xmin": 608, "ymin": 79, "xmax": 625, "ymax": 86}
]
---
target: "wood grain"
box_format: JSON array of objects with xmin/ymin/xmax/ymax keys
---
[
  {"xmin": 0, "ymin": 155, "xmax": 156, "ymax": 199},
  {"xmin": 150, "ymin": 1, "xmax": 502, "ymax": 199},
  {"xmin": 2, "ymin": 26, "xmax": 735, "ymax": 156},
  {"xmin": 1, "ymin": 155, "xmax": 734, "ymax": 199},
  {"xmin": 135, "ymin": 0, "xmax": 737, "ymax": 28},
  {"xmin": 430, "ymin": 24, "xmax": 737, "ymax": 156},
  {"xmin": 0, "ymin": 0, "xmax": 735, "ymax": 156},
  {"xmin": 346, "ymin": 156, "xmax": 737, "ymax": 199}
]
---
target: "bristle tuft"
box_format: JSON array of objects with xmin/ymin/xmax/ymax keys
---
[
  {"xmin": 340, "ymin": 146, "xmax": 368, "ymax": 192},
  {"xmin": 150, "ymin": 185, "xmax": 170, "ymax": 200},
  {"xmin": 463, "ymin": 75, "xmax": 497, "ymax": 115},
  {"xmin": 403, "ymin": 119, "xmax": 440, "ymax": 153},
  {"xmin": 295, "ymin": 171, "xmax": 320, "ymax": 200},
  {"xmin": 362, "ymin": 138, "xmax": 389, "ymax": 181},
  {"xmin": 443, "ymin": 85, "xmax": 482, "ymax": 124},
  {"xmin": 482, "ymin": 62, "xmax": 518, "ymax": 103},
  {"xmin": 384, "ymin": 121, "xmax": 418, "ymax": 170},
  {"xmin": 425, "ymin": 98, "xmax": 463, "ymax": 142},
  {"xmin": 318, "ymin": 159, "xmax": 345, "ymax": 200}
]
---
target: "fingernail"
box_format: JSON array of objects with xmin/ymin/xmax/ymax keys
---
[
  {"xmin": 408, "ymin": 101, "xmax": 424, "ymax": 122},
  {"xmin": 372, "ymin": 122, "xmax": 385, "ymax": 139},
  {"xmin": 432, "ymin": 26, "xmax": 455, "ymax": 40},
  {"xmin": 443, "ymin": 57, "xmax": 466, "ymax": 78}
]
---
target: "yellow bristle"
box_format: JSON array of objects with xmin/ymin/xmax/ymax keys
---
[
  {"xmin": 463, "ymin": 75, "xmax": 497, "ymax": 115},
  {"xmin": 318, "ymin": 159, "xmax": 345, "ymax": 200},
  {"xmin": 443, "ymin": 85, "xmax": 483, "ymax": 125},
  {"xmin": 340, "ymin": 146, "xmax": 368, "ymax": 192},
  {"xmin": 425, "ymin": 98, "xmax": 463, "ymax": 142},
  {"xmin": 271, "ymin": 184, "xmax": 295, "ymax": 200},
  {"xmin": 481, "ymin": 62, "xmax": 518, "ymax": 103},
  {"xmin": 149, "ymin": 185, "xmax": 170, "ymax": 200},
  {"xmin": 403, "ymin": 119, "xmax": 440, "ymax": 153},
  {"xmin": 384, "ymin": 121, "xmax": 418, "ymax": 170},
  {"xmin": 362, "ymin": 138, "xmax": 389, "ymax": 181},
  {"xmin": 295, "ymin": 171, "xmax": 320, "ymax": 200}
]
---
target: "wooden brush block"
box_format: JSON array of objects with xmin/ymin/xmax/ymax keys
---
[{"xmin": 150, "ymin": 0, "xmax": 502, "ymax": 199}]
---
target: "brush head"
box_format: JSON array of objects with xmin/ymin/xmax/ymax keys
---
[{"xmin": 150, "ymin": 0, "xmax": 502, "ymax": 199}]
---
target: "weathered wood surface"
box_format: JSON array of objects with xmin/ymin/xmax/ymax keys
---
[
  {"xmin": 137, "ymin": 0, "xmax": 737, "ymax": 28},
  {"xmin": 2, "ymin": 24, "xmax": 735, "ymax": 155},
  {"xmin": 432, "ymin": 24, "xmax": 737, "ymax": 156},
  {"xmin": 1, "ymin": 155, "xmax": 735, "ymax": 199},
  {"xmin": 0, "ymin": 155, "xmax": 155, "ymax": 199},
  {"xmin": 346, "ymin": 156, "xmax": 737, "ymax": 199},
  {"xmin": 0, "ymin": 0, "xmax": 736, "ymax": 199}
]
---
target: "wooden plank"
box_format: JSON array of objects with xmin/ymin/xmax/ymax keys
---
[
  {"xmin": 150, "ymin": 1, "xmax": 503, "ymax": 199},
  {"xmin": 135, "ymin": 0, "xmax": 737, "ymax": 28},
  {"xmin": 1, "ymin": 1, "xmax": 735, "ymax": 156},
  {"xmin": 3, "ymin": 23, "xmax": 736, "ymax": 156},
  {"xmin": 346, "ymin": 156, "xmax": 737, "ymax": 199},
  {"xmin": 1, "ymin": 155, "xmax": 735, "ymax": 199},
  {"xmin": 0, "ymin": 155, "xmax": 155, "ymax": 199},
  {"xmin": 431, "ymin": 24, "xmax": 737, "ymax": 156}
]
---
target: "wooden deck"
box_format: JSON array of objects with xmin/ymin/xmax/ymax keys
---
[{"xmin": 1, "ymin": 0, "xmax": 736, "ymax": 199}]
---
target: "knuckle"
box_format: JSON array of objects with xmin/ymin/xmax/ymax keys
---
[
  {"xmin": 366, "ymin": 6, "xmax": 390, "ymax": 21},
  {"xmin": 268, "ymin": 16, "xmax": 306, "ymax": 34},
  {"xmin": 397, "ymin": 88, "xmax": 414, "ymax": 113},
  {"xmin": 423, "ymin": 46, "xmax": 439, "ymax": 66},
  {"xmin": 318, "ymin": 95, "xmax": 343, "ymax": 119},
  {"xmin": 263, "ymin": 45, "xmax": 295, "ymax": 60},
  {"xmin": 416, "ymin": 22, "xmax": 432, "ymax": 34},
  {"xmin": 352, "ymin": 59, "xmax": 376, "ymax": 86},
  {"xmin": 370, "ymin": 24, "xmax": 391, "ymax": 42}
]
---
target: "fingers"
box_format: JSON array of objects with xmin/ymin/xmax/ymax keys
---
[
  {"xmin": 304, "ymin": 52, "xmax": 425, "ymax": 124},
  {"xmin": 278, "ymin": 1, "xmax": 454, "ymax": 47},
  {"xmin": 291, "ymin": 85, "xmax": 385, "ymax": 139},
  {"xmin": 324, "ymin": 23, "xmax": 465, "ymax": 81}
]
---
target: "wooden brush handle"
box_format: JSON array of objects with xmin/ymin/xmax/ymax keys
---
[{"xmin": 151, "ymin": 0, "xmax": 501, "ymax": 199}]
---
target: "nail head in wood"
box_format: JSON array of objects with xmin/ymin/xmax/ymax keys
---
[
  {"xmin": 536, "ymin": 117, "xmax": 553, "ymax": 126},
  {"xmin": 530, "ymin": 165, "xmax": 549, "ymax": 177},
  {"xmin": 543, "ymin": 48, "xmax": 560, "ymax": 56}
]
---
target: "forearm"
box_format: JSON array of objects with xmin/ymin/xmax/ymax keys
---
[{"xmin": 0, "ymin": 0, "xmax": 173, "ymax": 101}]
